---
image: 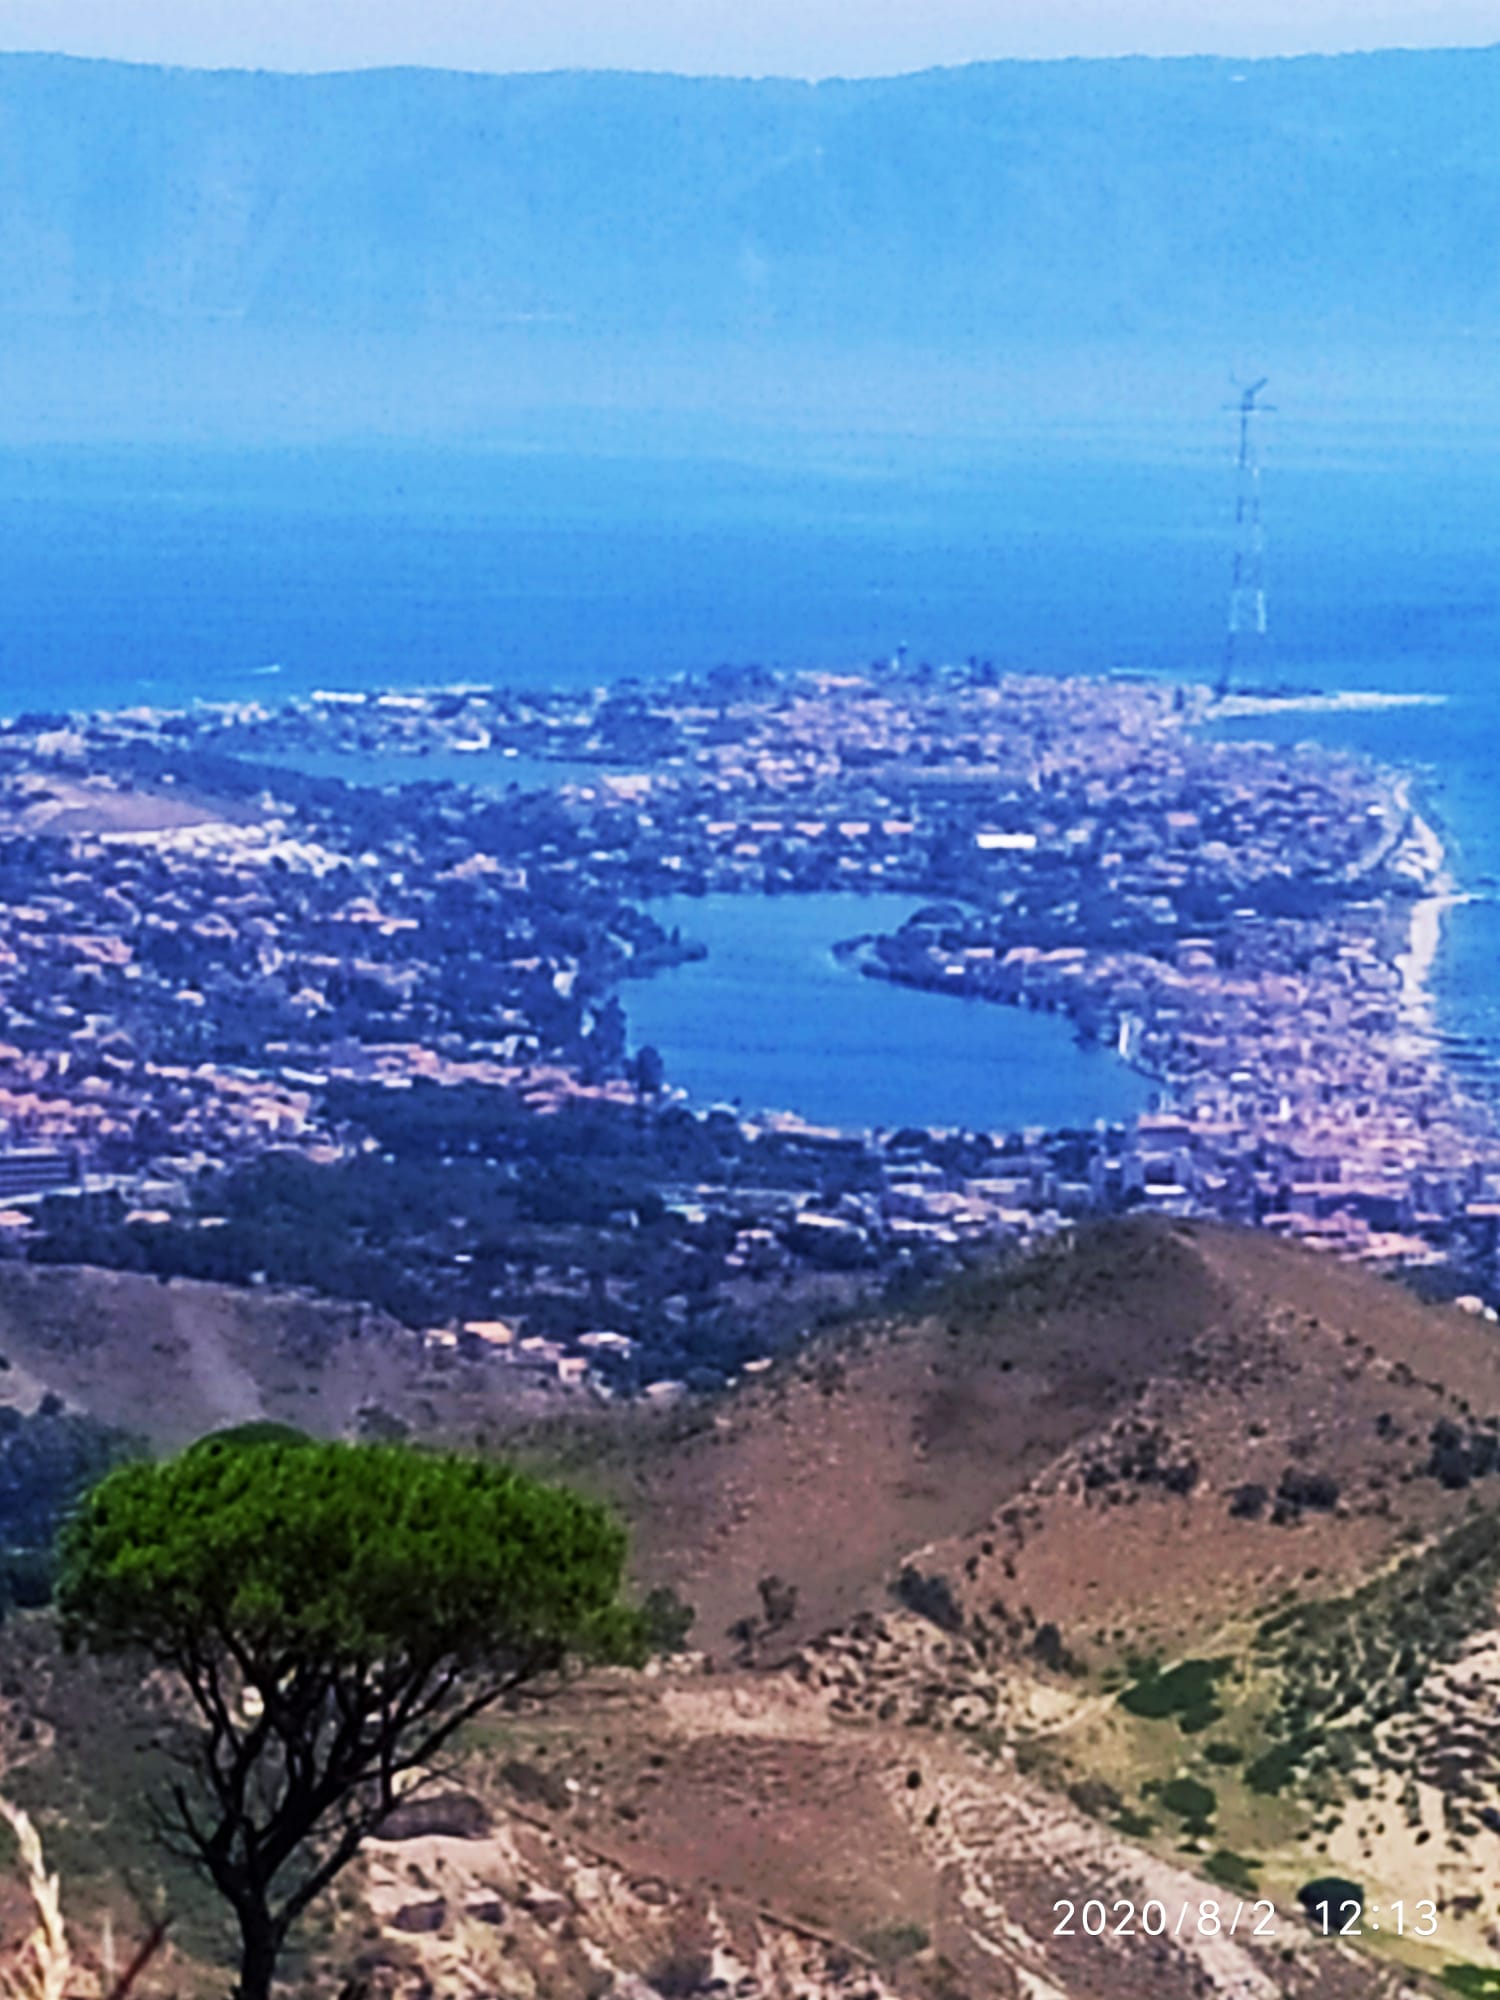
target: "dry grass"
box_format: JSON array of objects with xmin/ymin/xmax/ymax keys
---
[
  {"xmin": 0, "ymin": 1796, "xmax": 73, "ymax": 2000},
  {"xmin": 0, "ymin": 1791, "xmax": 171, "ymax": 2000}
]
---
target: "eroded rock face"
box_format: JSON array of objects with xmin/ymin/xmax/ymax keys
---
[{"xmin": 358, "ymin": 1806, "xmax": 909, "ymax": 2000}]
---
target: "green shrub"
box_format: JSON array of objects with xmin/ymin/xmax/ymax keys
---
[
  {"xmin": 1443, "ymin": 1967, "xmax": 1500, "ymax": 1997},
  {"xmin": 641, "ymin": 1584, "xmax": 696, "ymax": 1654},
  {"xmin": 1159, "ymin": 1778, "xmax": 1217, "ymax": 1824},
  {"xmin": 1297, "ymin": 1877, "xmax": 1364, "ymax": 1931},
  {"xmin": 862, "ymin": 1923, "xmax": 930, "ymax": 1967},
  {"xmin": 1245, "ymin": 1741, "xmax": 1305, "ymax": 1795},
  {"xmin": 1204, "ymin": 1850, "xmax": 1260, "ymax": 1893},
  {"xmin": 1120, "ymin": 1657, "xmax": 1231, "ymax": 1729},
  {"xmin": 892, "ymin": 1567, "xmax": 963, "ymax": 1633}
]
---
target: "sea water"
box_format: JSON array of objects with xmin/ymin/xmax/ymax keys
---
[
  {"xmin": 2, "ymin": 436, "xmax": 1498, "ymax": 1122},
  {"xmin": 14, "ymin": 436, "xmax": 1499, "ymax": 709}
]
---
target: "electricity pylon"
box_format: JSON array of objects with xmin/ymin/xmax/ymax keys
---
[{"xmin": 1219, "ymin": 376, "xmax": 1273, "ymax": 696}]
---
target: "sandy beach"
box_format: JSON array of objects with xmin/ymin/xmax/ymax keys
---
[{"xmin": 1390, "ymin": 782, "xmax": 1464, "ymax": 1042}]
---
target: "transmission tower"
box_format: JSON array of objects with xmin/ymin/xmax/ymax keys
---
[{"xmin": 1219, "ymin": 376, "xmax": 1273, "ymax": 695}]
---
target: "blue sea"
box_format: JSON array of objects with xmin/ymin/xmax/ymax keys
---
[
  {"xmin": 4, "ymin": 436, "xmax": 1494, "ymax": 710},
  {"xmin": 3, "ymin": 436, "xmax": 1498, "ymax": 1127}
]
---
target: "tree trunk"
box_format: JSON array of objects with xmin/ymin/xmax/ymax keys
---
[{"xmin": 235, "ymin": 1905, "xmax": 281, "ymax": 2000}]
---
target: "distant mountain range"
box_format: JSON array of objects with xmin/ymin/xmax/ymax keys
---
[{"xmin": 0, "ymin": 48, "xmax": 1495, "ymax": 438}]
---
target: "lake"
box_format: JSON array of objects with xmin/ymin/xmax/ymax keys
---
[
  {"xmin": 621, "ymin": 892, "xmax": 1154, "ymax": 1134},
  {"xmin": 247, "ymin": 744, "xmax": 636, "ymax": 794}
]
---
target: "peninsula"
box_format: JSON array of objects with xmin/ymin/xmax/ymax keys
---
[{"xmin": 0, "ymin": 662, "xmax": 1489, "ymax": 1396}]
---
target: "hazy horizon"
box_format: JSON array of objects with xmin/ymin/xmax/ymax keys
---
[
  {"xmin": 0, "ymin": 45, "xmax": 1493, "ymax": 455},
  {"xmin": 0, "ymin": 0, "xmax": 1497, "ymax": 78}
]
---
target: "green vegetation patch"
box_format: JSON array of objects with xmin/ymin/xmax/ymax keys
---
[
  {"xmin": 891, "ymin": 1565, "xmax": 964, "ymax": 1633},
  {"xmin": 1298, "ymin": 1877, "xmax": 1365, "ymax": 1930},
  {"xmin": 0, "ymin": 1399, "xmax": 135, "ymax": 1618},
  {"xmin": 640, "ymin": 1584, "xmax": 696, "ymax": 1654},
  {"xmin": 1244, "ymin": 1739, "xmax": 1308, "ymax": 1796},
  {"xmin": 1159, "ymin": 1777, "xmax": 1217, "ymax": 1825},
  {"xmin": 1120, "ymin": 1656, "xmax": 1232, "ymax": 1732},
  {"xmin": 1444, "ymin": 1967, "xmax": 1500, "ymax": 1998},
  {"xmin": 1204, "ymin": 1850, "xmax": 1260, "ymax": 1893},
  {"xmin": 1247, "ymin": 1511, "xmax": 1500, "ymax": 1801},
  {"xmin": 862, "ymin": 1923, "xmax": 931, "ymax": 1967}
]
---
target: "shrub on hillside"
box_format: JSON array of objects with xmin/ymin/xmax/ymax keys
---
[
  {"xmin": 892, "ymin": 1566, "xmax": 964, "ymax": 1634},
  {"xmin": 1276, "ymin": 1469, "xmax": 1340, "ymax": 1515},
  {"xmin": 1298, "ymin": 1876, "xmax": 1364, "ymax": 1931},
  {"xmin": 641, "ymin": 1584, "xmax": 696, "ymax": 1654}
]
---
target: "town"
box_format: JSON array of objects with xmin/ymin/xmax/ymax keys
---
[{"xmin": 0, "ymin": 659, "xmax": 1493, "ymax": 1397}]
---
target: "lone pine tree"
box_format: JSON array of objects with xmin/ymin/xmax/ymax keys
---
[{"xmin": 58, "ymin": 1430, "xmax": 646, "ymax": 2000}]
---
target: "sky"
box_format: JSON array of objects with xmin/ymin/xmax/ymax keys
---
[{"xmin": 0, "ymin": 0, "xmax": 1495, "ymax": 76}]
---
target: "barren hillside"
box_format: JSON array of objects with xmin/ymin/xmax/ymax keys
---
[{"xmin": 6, "ymin": 1220, "xmax": 1500, "ymax": 1995}]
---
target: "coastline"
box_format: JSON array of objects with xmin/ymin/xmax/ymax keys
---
[
  {"xmin": 1198, "ymin": 686, "xmax": 1486, "ymax": 1117},
  {"xmin": 1389, "ymin": 781, "xmax": 1471, "ymax": 1059},
  {"xmin": 1210, "ymin": 689, "xmax": 1448, "ymax": 720}
]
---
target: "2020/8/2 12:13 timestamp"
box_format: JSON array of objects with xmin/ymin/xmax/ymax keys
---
[
  {"xmin": 1310, "ymin": 1895, "xmax": 1439, "ymax": 1937},
  {"xmin": 1052, "ymin": 1896, "xmax": 1440, "ymax": 1940}
]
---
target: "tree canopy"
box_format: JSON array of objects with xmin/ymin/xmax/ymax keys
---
[{"xmin": 58, "ymin": 1435, "xmax": 646, "ymax": 2000}]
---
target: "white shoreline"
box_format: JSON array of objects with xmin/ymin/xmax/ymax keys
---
[
  {"xmin": 1395, "ymin": 890, "xmax": 1461, "ymax": 1040},
  {"xmin": 1211, "ymin": 689, "xmax": 1447, "ymax": 719},
  {"xmin": 1389, "ymin": 785, "xmax": 1465, "ymax": 1047}
]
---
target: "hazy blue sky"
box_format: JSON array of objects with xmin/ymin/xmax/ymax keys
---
[{"xmin": 0, "ymin": 0, "xmax": 1494, "ymax": 75}]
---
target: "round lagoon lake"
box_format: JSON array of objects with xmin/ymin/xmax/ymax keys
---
[{"xmin": 624, "ymin": 893, "xmax": 1153, "ymax": 1134}]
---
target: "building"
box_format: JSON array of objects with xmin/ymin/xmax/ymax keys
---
[{"xmin": 0, "ymin": 1149, "xmax": 80, "ymax": 1200}]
